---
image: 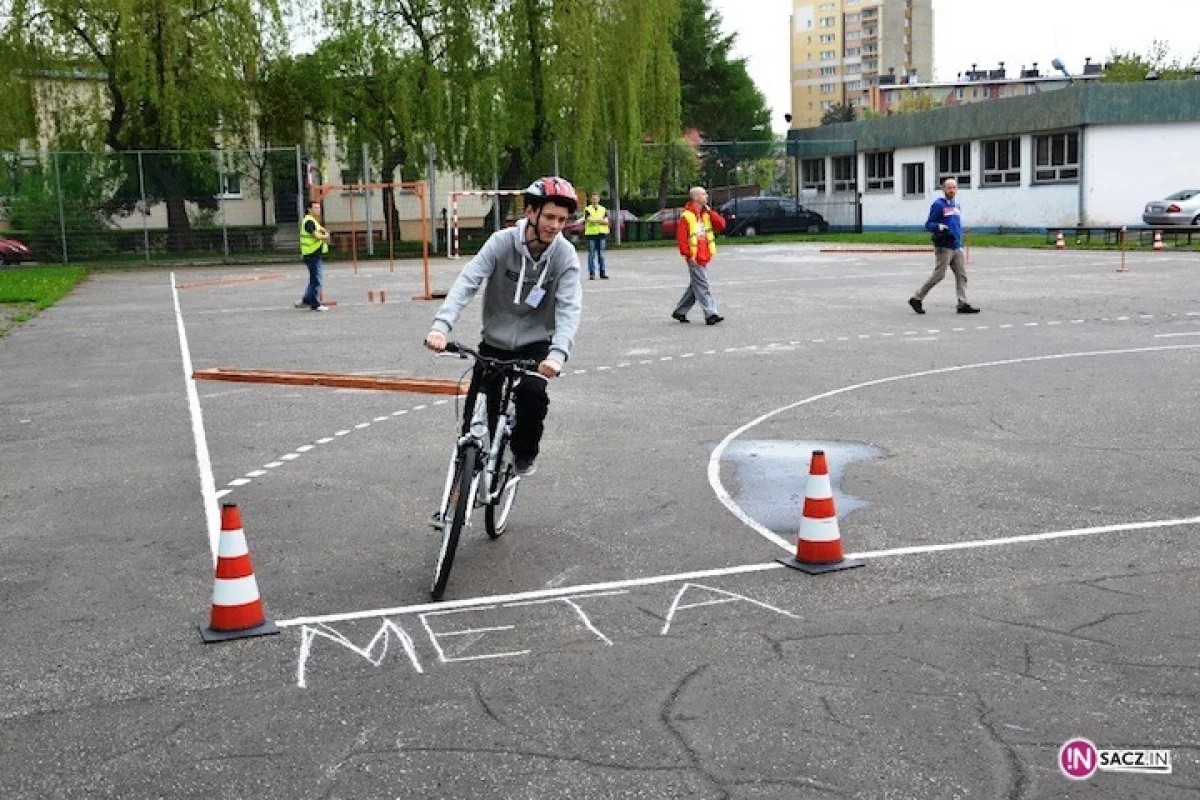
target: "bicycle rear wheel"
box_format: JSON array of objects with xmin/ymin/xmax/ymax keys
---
[
  {"xmin": 484, "ymin": 431, "xmax": 519, "ymax": 539},
  {"xmin": 431, "ymin": 443, "xmax": 479, "ymax": 600}
]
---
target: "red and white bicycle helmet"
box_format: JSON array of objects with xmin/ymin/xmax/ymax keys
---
[{"xmin": 523, "ymin": 176, "xmax": 578, "ymax": 214}]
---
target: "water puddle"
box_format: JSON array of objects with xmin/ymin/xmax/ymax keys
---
[{"xmin": 719, "ymin": 439, "xmax": 885, "ymax": 536}]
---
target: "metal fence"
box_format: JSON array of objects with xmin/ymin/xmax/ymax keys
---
[
  {"xmin": 612, "ymin": 139, "xmax": 861, "ymax": 242},
  {"xmin": 0, "ymin": 147, "xmax": 305, "ymax": 264}
]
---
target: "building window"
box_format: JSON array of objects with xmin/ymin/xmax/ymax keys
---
[
  {"xmin": 219, "ymin": 171, "xmax": 242, "ymax": 198},
  {"xmin": 802, "ymin": 158, "xmax": 826, "ymax": 191},
  {"xmin": 820, "ymin": 67, "xmax": 837, "ymax": 76},
  {"xmin": 832, "ymin": 155, "xmax": 856, "ymax": 192},
  {"xmin": 845, "ymin": 12, "xmax": 861, "ymax": 22},
  {"xmin": 982, "ymin": 137, "xmax": 1021, "ymax": 186},
  {"xmin": 820, "ymin": 16, "xmax": 836, "ymax": 27},
  {"xmin": 865, "ymin": 151, "xmax": 894, "ymax": 191},
  {"xmin": 936, "ymin": 143, "xmax": 971, "ymax": 187},
  {"xmin": 1033, "ymin": 131, "xmax": 1079, "ymax": 183},
  {"xmin": 820, "ymin": 50, "xmax": 836, "ymax": 60},
  {"xmin": 820, "ymin": 83, "xmax": 835, "ymax": 94},
  {"xmin": 820, "ymin": 33, "xmax": 836, "ymax": 43},
  {"xmin": 903, "ymin": 163, "xmax": 925, "ymax": 196},
  {"xmin": 845, "ymin": 64, "xmax": 860, "ymax": 74},
  {"xmin": 845, "ymin": 47, "xmax": 860, "ymax": 57},
  {"xmin": 954, "ymin": 87, "xmax": 964, "ymax": 100}
]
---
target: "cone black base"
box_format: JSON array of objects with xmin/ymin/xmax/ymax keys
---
[
  {"xmin": 199, "ymin": 619, "xmax": 279, "ymax": 643},
  {"xmin": 776, "ymin": 556, "xmax": 866, "ymax": 575}
]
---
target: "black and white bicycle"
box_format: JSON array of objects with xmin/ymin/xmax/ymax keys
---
[{"xmin": 429, "ymin": 342, "xmax": 541, "ymax": 600}]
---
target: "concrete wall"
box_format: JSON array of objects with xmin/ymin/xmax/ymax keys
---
[{"xmin": 1083, "ymin": 121, "xmax": 1200, "ymax": 226}]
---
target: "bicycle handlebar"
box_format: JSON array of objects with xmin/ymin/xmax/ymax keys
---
[{"xmin": 442, "ymin": 341, "xmax": 542, "ymax": 373}]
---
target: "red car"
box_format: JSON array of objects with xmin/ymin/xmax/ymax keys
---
[
  {"xmin": 563, "ymin": 209, "xmax": 637, "ymax": 243},
  {"xmin": 646, "ymin": 207, "xmax": 683, "ymax": 239},
  {"xmin": 0, "ymin": 236, "xmax": 32, "ymax": 265}
]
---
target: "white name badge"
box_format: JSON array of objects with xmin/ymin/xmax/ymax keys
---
[{"xmin": 524, "ymin": 286, "xmax": 546, "ymax": 308}]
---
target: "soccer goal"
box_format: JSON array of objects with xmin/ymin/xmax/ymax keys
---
[
  {"xmin": 312, "ymin": 181, "xmax": 439, "ymax": 300},
  {"xmin": 448, "ymin": 189, "xmax": 526, "ymax": 258}
]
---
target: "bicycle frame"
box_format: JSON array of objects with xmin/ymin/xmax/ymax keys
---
[{"xmin": 435, "ymin": 347, "xmax": 540, "ymax": 521}]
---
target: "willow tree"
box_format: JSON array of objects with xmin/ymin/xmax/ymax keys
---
[
  {"xmin": 1, "ymin": 0, "xmax": 284, "ymax": 250},
  {"xmin": 473, "ymin": 0, "xmax": 681, "ymax": 206}
]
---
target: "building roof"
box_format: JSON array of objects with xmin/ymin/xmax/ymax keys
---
[{"xmin": 788, "ymin": 80, "xmax": 1200, "ymax": 156}]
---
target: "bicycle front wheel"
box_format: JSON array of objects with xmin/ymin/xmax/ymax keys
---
[
  {"xmin": 484, "ymin": 432, "xmax": 519, "ymax": 539},
  {"xmin": 431, "ymin": 443, "xmax": 479, "ymax": 600}
]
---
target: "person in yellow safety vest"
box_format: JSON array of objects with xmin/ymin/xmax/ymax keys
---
[
  {"xmin": 297, "ymin": 201, "xmax": 331, "ymax": 311},
  {"xmin": 672, "ymin": 186, "xmax": 727, "ymax": 325},
  {"xmin": 583, "ymin": 192, "xmax": 610, "ymax": 280}
]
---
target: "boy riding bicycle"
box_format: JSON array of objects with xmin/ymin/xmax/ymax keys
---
[{"xmin": 424, "ymin": 176, "xmax": 583, "ymax": 477}]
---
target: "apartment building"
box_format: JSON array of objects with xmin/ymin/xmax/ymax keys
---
[
  {"xmin": 865, "ymin": 59, "xmax": 1105, "ymax": 115},
  {"xmin": 790, "ymin": 0, "xmax": 933, "ymax": 129}
]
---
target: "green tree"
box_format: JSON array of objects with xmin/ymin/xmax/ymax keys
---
[
  {"xmin": 820, "ymin": 102, "xmax": 857, "ymax": 125},
  {"xmin": 1, "ymin": 0, "xmax": 285, "ymax": 251},
  {"xmin": 672, "ymin": 0, "xmax": 772, "ymax": 143},
  {"xmin": 1102, "ymin": 41, "xmax": 1200, "ymax": 82},
  {"xmin": 892, "ymin": 91, "xmax": 935, "ymax": 114}
]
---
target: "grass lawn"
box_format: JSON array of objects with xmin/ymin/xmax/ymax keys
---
[{"xmin": 0, "ymin": 266, "xmax": 88, "ymax": 336}]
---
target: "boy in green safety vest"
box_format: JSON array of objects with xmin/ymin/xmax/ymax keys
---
[
  {"xmin": 583, "ymin": 192, "xmax": 609, "ymax": 280},
  {"xmin": 297, "ymin": 201, "xmax": 331, "ymax": 311}
]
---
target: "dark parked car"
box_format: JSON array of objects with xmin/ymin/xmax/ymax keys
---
[
  {"xmin": 0, "ymin": 236, "xmax": 32, "ymax": 265},
  {"xmin": 563, "ymin": 209, "xmax": 637, "ymax": 242},
  {"xmin": 719, "ymin": 196, "xmax": 828, "ymax": 236}
]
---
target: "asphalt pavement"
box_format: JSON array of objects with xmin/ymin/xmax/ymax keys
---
[{"xmin": 1, "ymin": 242, "xmax": 1198, "ymax": 798}]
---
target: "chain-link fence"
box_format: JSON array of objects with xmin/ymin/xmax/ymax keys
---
[
  {"xmin": 0, "ymin": 147, "xmax": 305, "ymax": 264},
  {"xmin": 612, "ymin": 139, "xmax": 861, "ymax": 242}
]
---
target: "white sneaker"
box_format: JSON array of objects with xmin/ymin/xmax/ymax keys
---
[{"xmin": 314, "ymin": 304, "xmax": 330, "ymax": 312}]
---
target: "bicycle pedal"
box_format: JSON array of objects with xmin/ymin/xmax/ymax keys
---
[{"xmin": 429, "ymin": 512, "xmax": 444, "ymax": 530}]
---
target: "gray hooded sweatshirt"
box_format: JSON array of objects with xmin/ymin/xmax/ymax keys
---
[{"xmin": 431, "ymin": 220, "xmax": 582, "ymax": 365}]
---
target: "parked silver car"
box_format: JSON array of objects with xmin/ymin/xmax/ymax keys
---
[{"xmin": 1142, "ymin": 189, "xmax": 1200, "ymax": 226}]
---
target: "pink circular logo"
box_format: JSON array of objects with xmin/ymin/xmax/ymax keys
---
[{"xmin": 1059, "ymin": 738, "xmax": 1098, "ymax": 780}]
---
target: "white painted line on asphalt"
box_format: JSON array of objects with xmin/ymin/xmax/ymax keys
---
[
  {"xmin": 276, "ymin": 562, "xmax": 785, "ymax": 626},
  {"xmin": 171, "ymin": 273, "xmax": 221, "ymax": 566},
  {"xmin": 1154, "ymin": 332, "xmax": 1200, "ymax": 338},
  {"xmin": 707, "ymin": 343, "xmax": 1200, "ymax": 553},
  {"xmin": 847, "ymin": 515, "xmax": 1200, "ymax": 561},
  {"xmin": 275, "ymin": 514, "xmax": 1200, "ymax": 628}
]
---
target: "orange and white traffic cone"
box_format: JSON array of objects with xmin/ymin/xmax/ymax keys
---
[
  {"xmin": 200, "ymin": 504, "xmax": 279, "ymax": 642},
  {"xmin": 1153, "ymin": 230, "xmax": 1164, "ymax": 251},
  {"xmin": 777, "ymin": 450, "xmax": 866, "ymax": 575},
  {"xmin": 1055, "ymin": 231, "xmax": 1065, "ymax": 250}
]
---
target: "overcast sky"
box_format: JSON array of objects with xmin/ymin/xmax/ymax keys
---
[{"xmin": 707, "ymin": 0, "xmax": 1200, "ymax": 133}]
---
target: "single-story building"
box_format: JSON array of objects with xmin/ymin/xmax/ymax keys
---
[{"xmin": 787, "ymin": 80, "xmax": 1200, "ymax": 230}]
